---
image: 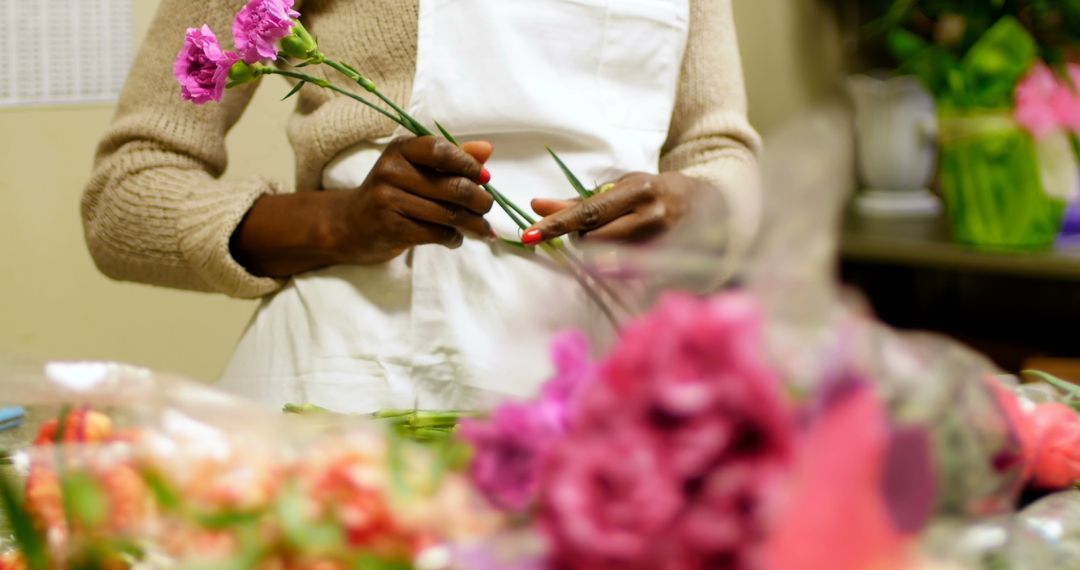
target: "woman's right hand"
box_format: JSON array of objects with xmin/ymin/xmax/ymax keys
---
[
  {"xmin": 230, "ymin": 136, "xmax": 494, "ymax": 278},
  {"xmin": 329, "ymin": 136, "xmax": 495, "ymax": 265}
]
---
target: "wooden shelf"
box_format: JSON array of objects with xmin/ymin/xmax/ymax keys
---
[{"xmin": 841, "ymin": 213, "xmax": 1080, "ymax": 281}]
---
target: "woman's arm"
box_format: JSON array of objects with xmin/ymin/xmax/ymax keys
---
[
  {"xmin": 82, "ymin": 0, "xmax": 285, "ymax": 299},
  {"xmin": 657, "ymin": 0, "xmax": 763, "ymax": 256}
]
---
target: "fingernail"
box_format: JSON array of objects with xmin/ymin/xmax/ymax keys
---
[
  {"xmin": 522, "ymin": 228, "xmax": 542, "ymax": 246},
  {"xmin": 488, "ymin": 229, "xmax": 498, "ymax": 243},
  {"xmin": 478, "ymin": 167, "xmax": 491, "ymax": 185}
]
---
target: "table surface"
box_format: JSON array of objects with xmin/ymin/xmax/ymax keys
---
[{"xmin": 841, "ymin": 212, "xmax": 1080, "ymax": 280}]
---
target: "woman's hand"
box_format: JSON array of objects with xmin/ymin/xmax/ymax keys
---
[
  {"xmin": 230, "ymin": 136, "xmax": 494, "ymax": 278},
  {"xmin": 328, "ymin": 136, "xmax": 495, "ymax": 264},
  {"xmin": 522, "ymin": 172, "xmax": 710, "ymax": 246}
]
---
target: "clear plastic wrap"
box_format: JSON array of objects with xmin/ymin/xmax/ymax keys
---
[{"xmin": 0, "ymin": 356, "xmax": 505, "ymax": 569}]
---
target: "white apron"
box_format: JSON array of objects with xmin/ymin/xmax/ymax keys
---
[{"xmin": 218, "ymin": 0, "xmax": 690, "ymax": 413}]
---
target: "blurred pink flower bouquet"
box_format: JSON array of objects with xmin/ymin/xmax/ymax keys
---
[
  {"xmin": 460, "ymin": 292, "xmax": 943, "ymax": 570},
  {"xmin": 174, "ymin": 0, "xmax": 628, "ymax": 324}
]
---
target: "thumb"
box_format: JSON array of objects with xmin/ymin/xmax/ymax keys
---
[
  {"xmin": 531, "ymin": 197, "xmax": 577, "ymax": 217},
  {"xmin": 460, "ymin": 140, "xmax": 493, "ymax": 164}
]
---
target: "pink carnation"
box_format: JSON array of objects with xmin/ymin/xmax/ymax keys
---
[
  {"xmin": 1028, "ymin": 402, "xmax": 1080, "ymax": 490},
  {"xmin": 541, "ymin": 427, "xmax": 684, "ymax": 569},
  {"xmin": 542, "ymin": 292, "xmax": 794, "ymax": 569},
  {"xmin": 1055, "ymin": 64, "xmax": 1080, "ymax": 132},
  {"xmin": 174, "ymin": 26, "xmax": 238, "ymax": 105},
  {"xmin": 458, "ymin": 403, "xmax": 562, "ymax": 513},
  {"xmin": 986, "ymin": 381, "xmax": 1080, "ymax": 491},
  {"xmin": 1015, "ymin": 62, "xmax": 1080, "ymax": 138},
  {"xmin": 459, "ymin": 331, "xmax": 595, "ymax": 513},
  {"xmin": 233, "ymin": 0, "xmax": 300, "ymax": 64}
]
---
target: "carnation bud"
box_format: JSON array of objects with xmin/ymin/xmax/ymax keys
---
[
  {"xmin": 228, "ymin": 60, "xmax": 261, "ymax": 86},
  {"xmin": 280, "ymin": 20, "xmax": 321, "ymax": 61}
]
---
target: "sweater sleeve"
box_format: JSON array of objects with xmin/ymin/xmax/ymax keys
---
[
  {"xmin": 82, "ymin": 0, "xmax": 286, "ymax": 299},
  {"xmin": 660, "ymin": 0, "xmax": 763, "ymax": 259}
]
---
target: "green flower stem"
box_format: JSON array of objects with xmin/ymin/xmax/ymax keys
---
[
  {"xmin": 323, "ymin": 59, "xmax": 433, "ymax": 136},
  {"xmin": 559, "ymin": 247, "xmax": 632, "ymax": 314},
  {"xmin": 485, "ymin": 183, "xmax": 537, "ymax": 227},
  {"xmin": 563, "ymin": 262, "xmax": 618, "ymax": 327},
  {"xmin": 267, "ymin": 69, "xmax": 404, "ymax": 128},
  {"xmin": 278, "ymin": 63, "xmax": 623, "ymax": 326}
]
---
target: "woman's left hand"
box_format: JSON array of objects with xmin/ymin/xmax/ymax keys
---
[{"xmin": 522, "ymin": 172, "xmax": 711, "ymax": 245}]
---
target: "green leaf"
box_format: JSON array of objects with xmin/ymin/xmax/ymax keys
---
[
  {"xmin": 546, "ymin": 147, "xmax": 593, "ymax": 199},
  {"xmin": 141, "ymin": 470, "xmax": 181, "ymax": 512},
  {"xmin": 960, "ymin": 16, "xmax": 1038, "ymax": 108},
  {"xmin": 276, "ymin": 484, "xmax": 343, "ymax": 551},
  {"xmin": 350, "ymin": 552, "xmax": 412, "ymax": 570},
  {"xmin": 61, "ymin": 471, "xmax": 107, "ymax": 527},
  {"xmin": 0, "ymin": 471, "xmax": 48, "ymax": 570},
  {"xmin": 887, "ymin": 28, "xmax": 929, "ymax": 61},
  {"xmin": 194, "ymin": 509, "xmax": 264, "ymax": 530},
  {"xmin": 281, "ymin": 80, "xmax": 307, "ymax": 101},
  {"xmin": 434, "ymin": 121, "xmax": 461, "ymax": 146}
]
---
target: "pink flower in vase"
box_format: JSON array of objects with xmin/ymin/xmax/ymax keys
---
[
  {"xmin": 174, "ymin": 26, "xmax": 239, "ymax": 104},
  {"xmin": 1016, "ymin": 63, "xmax": 1063, "ymax": 139},
  {"xmin": 1052, "ymin": 64, "xmax": 1080, "ymax": 133},
  {"xmin": 233, "ymin": 0, "xmax": 301, "ymax": 64}
]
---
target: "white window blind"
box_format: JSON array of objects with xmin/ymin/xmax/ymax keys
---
[{"xmin": 0, "ymin": 0, "xmax": 133, "ymax": 107}]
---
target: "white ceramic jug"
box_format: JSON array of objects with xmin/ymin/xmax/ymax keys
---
[{"xmin": 848, "ymin": 74, "xmax": 940, "ymax": 216}]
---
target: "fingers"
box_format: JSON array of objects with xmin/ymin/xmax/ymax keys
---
[
  {"xmin": 460, "ymin": 140, "xmax": 493, "ymax": 164},
  {"xmin": 377, "ymin": 157, "xmax": 495, "ymax": 215},
  {"xmin": 530, "ymin": 198, "xmax": 576, "ymax": 217},
  {"xmin": 392, "ymin": 190, "xmax": 493, "ymax": 239},
  {"xmin": 395, "ymin": 136, "xmax": 484, "ymax": 180},
  {"xmin": 580, "ymin": 204, "xmax": 667, "ymax": 243},
  {"xmin": 523, "ymin": 183, "xmax": 650, "ymax": 244},
  {"xmin": 400, "ymin": 218, "xmax": 464, "ymax": 250}
]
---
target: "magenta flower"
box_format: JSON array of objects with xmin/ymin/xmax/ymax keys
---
[
  {"xmin": 540, "ymin": 427, "xmax": 684, "ymax": 569},
  {"xmin": 233, "ymin": 0, "xmax": 301, "ymax": 64},
  {"xmin": 459, "ymin": 331, "xmax": 596, "ymax": 513},
  {"xmin": 540, "ymin": 292, "xmax": 794, "ymax": 569},
  {"xmin": 1016, "ymin": 62, "xmax": 1080, "ymax": 138},
  {"xmin": 581, "ymin": 293, "xmax": 792, "ymax": 478},
  {"xmin": 458, "ymin": 403, "xmax": 562, "ymax": 513},
  {"xmin": 174, "ymin": 26, "xmax": 239, "ymax": 105}
]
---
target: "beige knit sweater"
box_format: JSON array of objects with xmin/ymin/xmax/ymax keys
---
[{"xmin": 82, "ymin": 0, "xmax": 761, "ymax": 299}]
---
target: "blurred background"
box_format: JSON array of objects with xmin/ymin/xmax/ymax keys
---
[{"xmin": 1, "ymin": 0, "xmax": 1076, "ymax": 381}]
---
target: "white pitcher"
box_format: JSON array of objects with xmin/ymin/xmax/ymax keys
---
[{"xmin": 848, "ymin": 74, "xmax": 940, "ymax": 217}]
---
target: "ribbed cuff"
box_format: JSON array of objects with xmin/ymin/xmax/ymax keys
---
[{"xmin": 177, "ymin": 177, "xmax": 287, "ymax": 299}]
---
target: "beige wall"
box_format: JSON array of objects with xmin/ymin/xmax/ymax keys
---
[{"xmin": 0, "ymin": 0, "xmax": 843, "ymax": 382}]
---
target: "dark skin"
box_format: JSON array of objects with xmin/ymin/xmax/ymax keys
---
[
  {"xmin": 231, "ymin": 136, "xmax": 708, "ymax": 277},
  {"xmin": 525, "ymin": 171, "xmax": 712, "ymax": 244}
]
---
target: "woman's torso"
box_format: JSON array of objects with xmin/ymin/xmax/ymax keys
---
[{"xmin": 218, "ymin": 0, "xmax": 691, "ymax": 412}]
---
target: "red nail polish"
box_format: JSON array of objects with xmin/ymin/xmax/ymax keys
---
[
  {"xmin": 478, "ymin": 167, "xmax": 491, "ymax": 185},
  {"xmin": 522, "ymin": 229, "xmax": 542, "ymax": 246}
]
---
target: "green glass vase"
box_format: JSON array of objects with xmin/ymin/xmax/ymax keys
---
[{"xmin": 938, "ymin": 111, "xmax": 1066, "ymax": 251}]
